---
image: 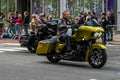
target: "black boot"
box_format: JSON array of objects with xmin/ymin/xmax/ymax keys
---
[{"xmin": 63, "ymin": 50, "xmax": 73, "ymax": 59}]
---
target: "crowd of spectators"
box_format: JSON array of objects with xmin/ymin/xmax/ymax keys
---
[
  {"xmin": 74, "ymin": 10, "xmax": 115, "ymax": 43},
  {"xmin": 0, "ymin": 10, "xmax": 115, "ymax": 44}
]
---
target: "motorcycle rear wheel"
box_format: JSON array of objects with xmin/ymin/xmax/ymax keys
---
[
  {"xmin": 88, "ymin": 49, "xmax": 107, "ymax": 69},
  {"xmin": 47, "ymin": 55, "xmax": 61, "ymax": 63}
]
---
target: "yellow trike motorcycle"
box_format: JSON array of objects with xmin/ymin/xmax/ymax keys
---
[{"xmin": 36, "ymin": 22, "xmax": 107, "ymax": 69}]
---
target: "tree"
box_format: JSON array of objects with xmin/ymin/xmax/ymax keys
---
[{"xmin": 0, "ymin": 0, "xmax": 15, "ymax": 16}]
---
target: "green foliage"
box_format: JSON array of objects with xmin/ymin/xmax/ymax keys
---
[
  {"xmin": 68, "ymin": 0, "xmax": 77, "ymax": 6},
  {"xmin": 0, "ymin": 0, "xmax": 15, "ymax": 15},
  {"xmin": 0, "ymin": 0, "xmax": 103, "ymax": 18}
]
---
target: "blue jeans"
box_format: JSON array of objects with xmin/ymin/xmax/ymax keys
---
[
  {"xmin": 15, "ymin": 24, "xmax": 21, "ymax": 35},
  {"xmin": 107, "ymin": 26, "xmax": 113, "ymax": 40},
  {"xmin": 24, "ymin": 24, "xmax": 29, "ymax": 35},
  {"xmin": 65, "ymin": 36, "xmax": 71, "ymax": 51},
  {"xmin": 10, "ymin": 24, "xmax": 16, "ymax": 35},
  {"xmin": 65, "ymin": 28, "xmax": 72, "ymax": 51},
  {"xmin": 7, "ymin": 25, "xmax": 12, "ymax": 34}
]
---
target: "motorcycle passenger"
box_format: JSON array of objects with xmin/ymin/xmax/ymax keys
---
[
  {"xmin": 29, "ymin": 14, "xmax": 38, "ymax": 32},
  {"xmin": 100, "ymin": 12, "xmax": 108, "ymax": 45},
  {"xmin": 59, "ymin": 10, "xmax": 73, "ymax": 56}
]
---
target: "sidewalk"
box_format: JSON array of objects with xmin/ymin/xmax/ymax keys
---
[
  {"xmin": 0, "ymin": 34, "xmax": 120, "ymax": 45},
  {"xmin": 108, "ymin": 34, "xmax": 120, "ymax": 45},
  {"xmin": 0, "ymin": 39, "xmax": 19, "ymax": 43}
]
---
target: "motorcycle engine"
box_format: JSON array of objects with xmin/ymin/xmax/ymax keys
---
[{"xmin": 77, "ymin": 44, "xmax": 82, "ymax": 52}]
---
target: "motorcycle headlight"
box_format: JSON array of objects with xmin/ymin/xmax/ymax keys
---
[{"xmin": 93, "ymin": 32, "xmax": 102, "ymax": 38}]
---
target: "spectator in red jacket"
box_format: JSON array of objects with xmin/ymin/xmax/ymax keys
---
[{"xmin": 15, "ymin": 14, "xmax": 23, "ymax": 35}]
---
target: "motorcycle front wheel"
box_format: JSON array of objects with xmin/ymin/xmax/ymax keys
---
[
  {"xmin": 27, "ymin": 46, "xmax": 36, "ymax": 53},
  {"xmin": 88, "ymin": 49, "xmax": 107, "ymax": 69},
  {"xmin": 47, "ymin": 55, "xmax": 61, "ymax": 63},
  {"xmin": 27, "ymin": 39, "xmax": 38, "ymax": 53}
]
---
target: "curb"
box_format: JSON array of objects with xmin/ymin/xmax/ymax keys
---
[
  {"xmin": 108, "ymin": 40, "xmax": 120, "ymax": 45},
  {"xmin": 0, "ymin": 39, "xmax": 19, "ymax": 43}
]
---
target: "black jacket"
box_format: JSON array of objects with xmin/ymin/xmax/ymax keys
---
[
  {"xmin": 59, "ymin": 18, "xmax": 72, "ymax": 25},
  {"xmin": 100, "ymin": 18, "xmax": 108, "ymax": 31},
  {"xmin": 23, "ymin": 16, "xmax": 30, "ymax": 24},
  {"xmin": 58, "ymin": 18, "xmax": 72, "ymax": 34}
]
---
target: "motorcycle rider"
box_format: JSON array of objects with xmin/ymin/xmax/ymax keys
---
[
  {"xmin": 27, "ymin": 13, "xmax": 47, "ymax": 52},
  {"xmin": 37, "ymin": 13, "xmax": 47, "ymax": 40},
  {"xmin": 58, "ymin": 10, "xmax": 73, "ymax": 57},
  {"xmin": 37, "ymin": 13, "xmax": 47, "ymax": 28}
]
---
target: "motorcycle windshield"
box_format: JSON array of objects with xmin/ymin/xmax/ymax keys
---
[
  {"xmin": 85, "ymin": 19, "xmax": 100, "ymax": 27},
  {"xmin": 92, "ymin": 19, "xmax": 100, "ymax": 26}
]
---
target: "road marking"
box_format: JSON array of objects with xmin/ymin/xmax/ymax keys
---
[
  {"xmin": 106, "ymin": 44, "xmax": 120, "ymax": 47},
  {"xmin": 90, "ymin": 79, "xmax": 97, "ymax": 80},
  {"xmin": 118, "ymin": 73, "xmax": 120, "ymax": 74},
  {"xmin": 0, "ymin": 48, "xmax": 27, "ymax": 51},
  {"xmin": 0, "ymin": 43, "xmax": 27, "ymax": 53},
  {"xmin": 0, "ymin": 47, "xmax": 27, "ymax": 53}
]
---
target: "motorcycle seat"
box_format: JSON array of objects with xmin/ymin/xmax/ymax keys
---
[{"xmin": 39, "ymin": 36, "xmax": 57, "ymax": 44}]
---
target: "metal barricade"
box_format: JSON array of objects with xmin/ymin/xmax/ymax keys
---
[
  {"xmin": 107, "ymin": 25, "xmax": 120, "ymax": 34},
  {"xmin": 106, "ymin": 25, "xmax": 120, "ymax": 41}
]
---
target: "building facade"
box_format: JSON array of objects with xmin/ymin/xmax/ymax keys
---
[
  {"xmin": 0, "ymin": 0, "xmax": 31, "ymax": 16},
  {"xmin": 0, "ymin": 0, "xmax": 111, "ymax": 17},
  {"xmin": 0, "ymin": 0, "xmax": 114, "ymax": 15}
]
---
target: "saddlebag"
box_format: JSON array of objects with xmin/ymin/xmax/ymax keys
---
[{"xmin": 36, "ymin": 37, "xmax": 57, "ymax": 55}]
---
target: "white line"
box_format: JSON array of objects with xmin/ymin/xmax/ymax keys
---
[
  {"xmin": 0, "ymin": 48, "xmax": 27, "ymax": 52},
  {"xmin": 90, "ymin": 79, "xmax": 97, "ymax": 80},
  {"xmin": 0, "ymin": 49, "xmax": 23, "ymax": 51},
  {"xmin": 106, "ymin": 44, "xmax": 120, "ymax": 47},
  {"xmin": 12, "ymin": 47, "xmax": 27, "ymax": 50}
]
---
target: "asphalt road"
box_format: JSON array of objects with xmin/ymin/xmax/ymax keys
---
[{"xmin": 0, "ymin": 43, "xmax": 120, "ymax": 80}]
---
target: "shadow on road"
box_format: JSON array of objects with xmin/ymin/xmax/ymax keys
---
[
  {"xmin": 39, "ymin": 61, "xmax": 95, "ymax": 69},
  {"xmin": 37, "ymin": 60, "xmax": 120, "ymax": 72}
]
